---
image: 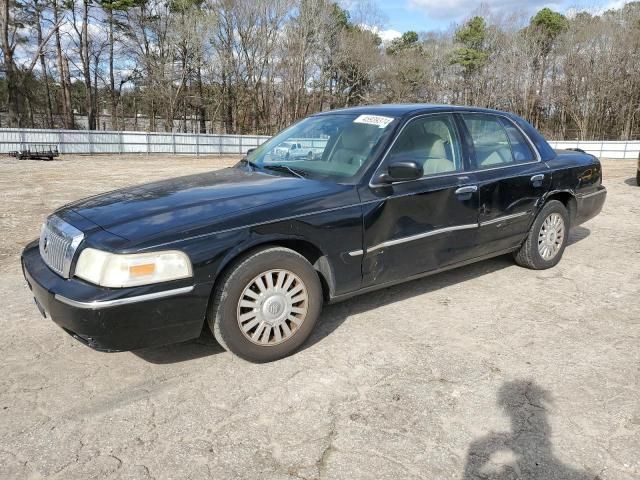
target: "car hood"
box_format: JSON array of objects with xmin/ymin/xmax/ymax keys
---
[{"xmin": 58, "ymin": 167, "xmax": 348, "ymax": 245}]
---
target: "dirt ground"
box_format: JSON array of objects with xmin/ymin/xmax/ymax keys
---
[{"xmin": 0, "ymin": 154, "xmax": 638, "ymax": 480}]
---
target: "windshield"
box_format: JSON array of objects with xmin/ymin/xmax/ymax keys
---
[{"xmin": 246, "ymin": 113, "xmax": 398, "ymax": 180}]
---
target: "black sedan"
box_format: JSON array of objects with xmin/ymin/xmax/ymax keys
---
[{"xmin": 22, "ymin": 105, "xmax": 607, "ymax": 362}]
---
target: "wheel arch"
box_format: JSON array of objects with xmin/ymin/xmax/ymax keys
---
[
  {"xmin": 541, "ymin": 190, "xmax": 577, "ymax": 225},
  {"xmin": 207, "ymin": 236, "xmax": 335, "ymax": 318}
]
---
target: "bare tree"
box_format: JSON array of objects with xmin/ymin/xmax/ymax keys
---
[
  {"xmin": 1, "ymin": 1, "xmax": 639, "ymax": 138},
  {"xmin": 1, "ymin": 0, "xmax": 59, "ymax": 126}
]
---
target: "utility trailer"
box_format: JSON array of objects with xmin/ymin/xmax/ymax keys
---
[{"xmin": 9, "ymin": 144, "xmax": 59, "ymax": 161}]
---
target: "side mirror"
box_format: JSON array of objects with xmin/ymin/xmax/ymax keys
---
[
  {"xmin": 246, "ymin": 148, "xmax": 256, "ymax": 155},
  {"xmin": 377, "ymin": 160, "xmax": 423, "ymax": 184}
]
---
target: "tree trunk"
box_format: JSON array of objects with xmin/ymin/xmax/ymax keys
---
[
  {"xmin": 197, "ymin": 67, "xmax": 206, "ymax": 133},
  {"xmin": 222, "ymin": 70, "xmax": 233, "ymax": 134},
  {"xmin": 81, "ymin": 0, "xmax": 95, "ymax": 130},
  {"xmin": 93, "ymin": 53, "xmax": 100, "ymax": 129},
  {"xmin": 53, "ymin": 0, "xmax": 73, "ymax": 128},
  {"xmin": 63, "ymin": 57, "xmax": 75, "ymax": 127},
  {"xmin": 34, "ymin": 8, "xmax": 54, "ymax": 128},
  {"xmin": 4, "ymin": 60, "xmax": 22, "ymax": 127},
  {"xmin": 1, "ymin": 0, "xmax": 21, "ymax": 127},
  {"xmin": 108, "ymin": 7, "xmax": 118, "ymax": 130}
]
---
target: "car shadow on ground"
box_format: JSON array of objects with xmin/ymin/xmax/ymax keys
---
[
  {"xmin": 133, "ymin": 327, "xmax": 224, "ymax": 364},
  {"xmin": 306, "ymin": 227, "xmax": 590, "ymax": 352},
  {"xmin": 623, "ymin": 177, "xmax": 638, "ymax": 186},
  {"xmin": 462, "ymin": 380, "xmax": 594, "ymax": 479},
  {"xmin": 133, "ymin": 228, "xmax": 591, "ymax": 364},
  {"xmin": 567, "ymin": 226, "xmax": 590, "ymax": 246}
]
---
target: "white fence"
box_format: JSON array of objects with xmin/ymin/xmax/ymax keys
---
[
  {"xmin": 548, "ymin": 140, "xmax": 640, "ymax": 159},
  {"xmin": 0, "ymin": 128, "xmax": 270, "ymax": 155},
  {"xmin": 0, "ymin": 128, "xmax": 638, "ymax": 159}
]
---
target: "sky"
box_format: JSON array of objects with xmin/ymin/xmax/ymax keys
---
[{"xmin": 367, "ymin": 0, "xmax": 630, "ymax": 41}]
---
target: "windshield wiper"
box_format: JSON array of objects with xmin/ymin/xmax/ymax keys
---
[{"xmin": 262, "ymin": 164, "xmax": 308, "ymax": 179}]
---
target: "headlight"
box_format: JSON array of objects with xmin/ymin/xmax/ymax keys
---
[{"xmin": 74, "ymin": 248, "xmax": 192, "ymax": 288}]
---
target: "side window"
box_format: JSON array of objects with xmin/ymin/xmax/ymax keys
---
[
  {"xmin": 462, "ymin": 114, "xmax": 514, "ymax": 169},
  {"xmin": 499, "ymin": 118, "xmax": 535, "ymax": 163},
  {"xmin": 387, "ymin": 114, "xmax": 462, "ymax": 176},
  {"xmin": 463, "ymin": 114, "xmax": 536, "ymax": 168}
]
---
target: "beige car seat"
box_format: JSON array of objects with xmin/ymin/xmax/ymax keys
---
[
  {"xmin": 423, "ymin": 138, "xmax": 454, "ymax": 175},
  {"xmin": 395, "ymin": 122, "xmax": 455, "ymax": 175},
  {"xmin": 479, "ymin": 147, "xmax": 512, "ymax": 167},
  {"xmin": 332, "ymin": 125, "xmax": 374, "ymax": 165}
]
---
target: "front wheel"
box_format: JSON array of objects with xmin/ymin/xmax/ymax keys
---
[
  {"xmin": 636, "ymin": 170, "xmax": 639, "ymax": 186},
  {"xmin": 208, "ymin": 247, "xmax": 323, "ymax": 362},
  {"xmin": 514, "ymin": 200, "xmax": 569, "ymax": 270}
]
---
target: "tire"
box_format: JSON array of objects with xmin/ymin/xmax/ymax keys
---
[
  {"xmin": 307, "ymin": 151, "xmax": 313, "ymax": 160},
  {"xmin": 636, "ymin": 170, "xmax": 639, "ymax": 186},
  {"xmin": 208, "ymin": 247, "xmax": 323, "ymax": 362},
  {"xmin": 514, "ymin": 200, "xmax": 569, "ymax": 270}
]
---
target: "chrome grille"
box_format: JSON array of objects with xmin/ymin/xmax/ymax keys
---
[{"xmin": 39, "ymin": 216, "xmax": 84, "ymax": 278}]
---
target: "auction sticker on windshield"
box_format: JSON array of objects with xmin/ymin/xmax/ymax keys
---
[{"xmin": 353, "ymin": 115, "xmax": 394, "ymax": 128}]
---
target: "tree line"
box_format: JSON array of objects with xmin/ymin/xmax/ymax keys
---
[{"xmin": 1, "ymin": 0, "xmax": 639, "ymax": 140}]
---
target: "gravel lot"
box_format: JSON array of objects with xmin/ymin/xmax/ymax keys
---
[{"xmin": 0, "ymin": 155, "xmax": 638, "ymax": 480}]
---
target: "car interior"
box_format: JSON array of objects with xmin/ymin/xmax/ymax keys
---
[
  {"xmin": 463, "ymin": 115, "xmax": 534, "ymax": 168},
  {"xmin": 330, "ymin": 123, "xmax": 381, "ymax": 167},
  {"xmin": 389, "ymin": 118, "xmax": 459, "ymax": 175}
]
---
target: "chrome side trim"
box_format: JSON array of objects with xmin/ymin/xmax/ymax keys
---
[
  {"xmin": 367, "ymin": 223, "xmax": 478, "ymax": 253},
  {"xmin": 348, "ymin": 250, "xmax": 364, "ymax": 257},
  {"xmin": 577, "ymin": 189, "xmax": 606, "ymax": 199},
  {"xmin": 55, "ymin": 286, "xmax": 194, "ymax": 310},
  {"xmin": 479, "ymin": 211, "xmax": 530, "ymax": 227}
]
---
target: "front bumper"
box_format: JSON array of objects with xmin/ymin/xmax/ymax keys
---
[{"xmin": 21, "ymin": 241, "xmax": 210, "ymax": 351}]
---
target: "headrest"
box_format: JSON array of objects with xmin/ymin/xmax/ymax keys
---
[
  {"xmin": 427, "ymin": 138, "xmax": 447, "ymax": 159},
  {"xmin": 340, "ymin": 124, "xmax": 376, "ymax": 150}
]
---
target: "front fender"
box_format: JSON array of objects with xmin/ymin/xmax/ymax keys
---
[
  {"xmin": 178, "ymin": 203, "xmax": 363, "ymax": 301},
  {"xmin": 213, "ymin": 231, "xmax": 335, "ymax": 294}
]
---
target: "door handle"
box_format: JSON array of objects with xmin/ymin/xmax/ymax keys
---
[
  {"xmin": 455, "ymin": 185, "xmax": 478, "ymax": 195},
  {"xmin": 531, "ymin": 174, "xmax": 544, "ymax": 186}
]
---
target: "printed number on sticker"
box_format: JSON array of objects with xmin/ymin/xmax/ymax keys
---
[{"xmin": 353, "ymin": 115, "xmax": 394, "ymax": 128}]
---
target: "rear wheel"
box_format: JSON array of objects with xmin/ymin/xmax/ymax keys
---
[
  {"xmin": 636, "ymin": 170, "xmax": 639, "ymax": 186},
  {"xmin": 514, "ymin": 200, "xmax": 569, "ymax": 270},
  {"xmin": 208, "ymin": 247, "xmax": 323, "ymax": 362}
]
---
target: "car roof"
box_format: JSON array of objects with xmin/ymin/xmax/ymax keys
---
[{"xmin": 312, "ymin": 103, "xmax": 512, "ymax": 118}]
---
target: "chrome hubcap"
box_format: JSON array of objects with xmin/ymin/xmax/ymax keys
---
[
  {"xmin": 237, "ymin": 269, "xmax": 308, "ymax": 346},
  {"xmin": 538, "ymin": 213, "xmax": 565, "ymax": 260}
]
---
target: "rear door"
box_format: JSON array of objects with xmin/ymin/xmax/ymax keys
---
[
  {"xmin": 358, "ymin": 113, "xmax": 480, "ymax": 287},
  {"xmin": 459, "ymin": 113, "xmax": 551, "ymax": 256}
]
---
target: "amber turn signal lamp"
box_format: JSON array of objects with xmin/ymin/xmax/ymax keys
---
[{"xmin": 129, "ymin": 263, "xmax": 156, "ymax": 277}]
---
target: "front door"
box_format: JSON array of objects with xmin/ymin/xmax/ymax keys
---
[
  {"xmin": 358, "ymin": 113, "xmax": 480, "ymax": 287},
  {"xmin": 458, "ymin": 113, "xmax": 551, "ymax": 256}
]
